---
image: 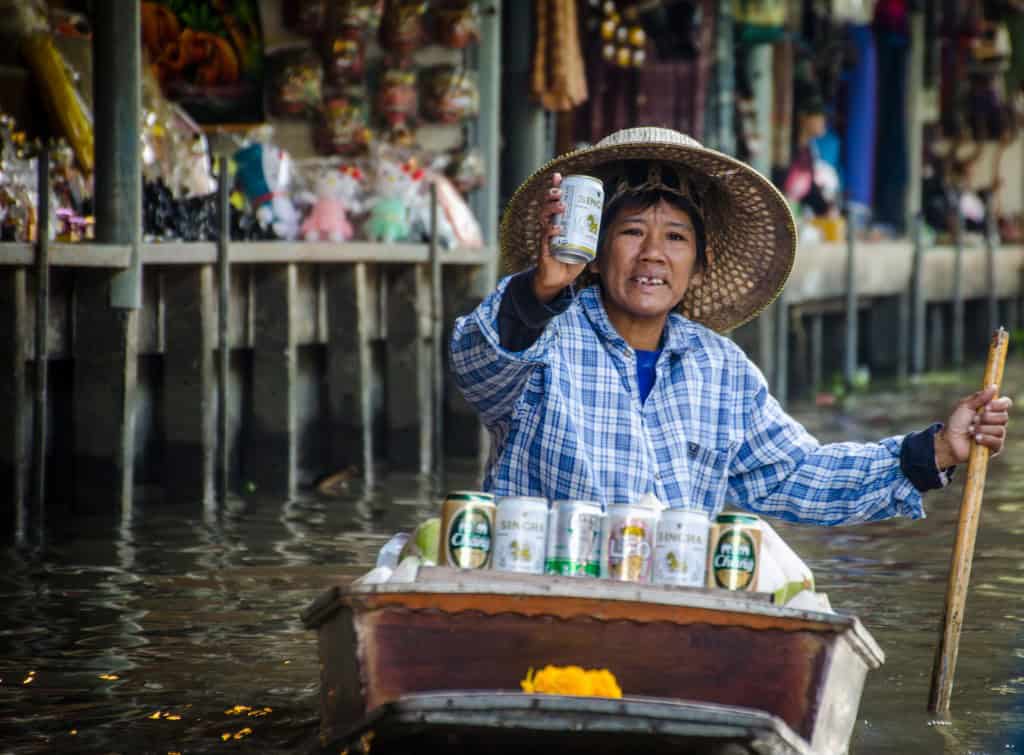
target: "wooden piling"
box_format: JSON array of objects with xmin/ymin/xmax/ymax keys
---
[
  {"xmin": 429, "ymin": 184, "xmax": 444, "ymax": 481},
  {"xmin": 0, "ymin": 268, "xmax": 28, "ymax": 537},
  {"xmin": 33, "ymin": 146, "xmax": 49, "ymax": 508},
  {"xmin": 773, "ymin": 289, "xmax": 789, "ymax": 406},
  {"xmin": 952, "ymin": 205, "xmax": 965, "ymax": 367},
  {"xmin": 985, "ymin": 213, "xmax": 999, "ymax": 336},
  {"xmin": 162, "ymin": 266, "xmax": 216, "ymax": 502},
  {"xmin": 72, "ymin": 270, "xmax": 139, "ymax": 512},
  {"xmin": 326, "ymin": 263, "xmax": 377, "ymax": 487},
  {"xmin": 844, "ymin": 205, "xmax": 858, "ymax": 386},
  {"xmin": 386, "ymin": 265, "xmax": 432, "ymax": 473},
  {"xmin": 810, "ymin": 313, "xmax": 823, "ymax": 397},
  {"xmin": 911, "ymin": 214, "xmax": 926, "ymax": 375},
  {"xmin": 250, "ymin": 264, "xmax": 299, "ymax": 497},
  {"xmin": 216, "ymin": 157, "xmax": 231, "ymax": 502}
]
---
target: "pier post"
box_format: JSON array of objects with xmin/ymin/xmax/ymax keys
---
[
  {"xmin": 911, "ymin": 214, "xmax": 926, "ymax": 375},
  {"xmin": 810, "ymin": 313, "xmax": 823, "ymax": 397},
  {"xmin": 773, "ymin": 288, "xmax": 789, "ymax": 407},
  {"xmin": 0, "ymin": 269, "xmax": 27, "ymax": 537},
  {"xmin": 327, "ymin": 263, "xmax": 377, "ymax": 488},
  {"xmin": 163, "ymin": 266, "xmax": 217, "ymax": 503},
  {"xmin": 952, "ymin": 204, "xmax": 965, "ymax": 367},
  {"xmin": 986, "ymin": 212, "xmax": 999, "ymax": 335},
  {"xmin": 386, "ymin": 265, "xmax": 432, "ymax": 473},
  {"xmin": 250, "ymin": 264, "xmax": 299, "ymax": 497},
  {"xmin": 844, "ymin": 206, "xmax": 858, "ymax": 386}
]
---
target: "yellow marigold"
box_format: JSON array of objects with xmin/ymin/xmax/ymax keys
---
[{"xmin": 520, "ymin": 665, "xmax": 622, "ymax": 698}]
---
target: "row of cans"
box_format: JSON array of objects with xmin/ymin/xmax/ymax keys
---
[{"xmin": 438, "ymin": 491, "xmax": 762, "ymax": 590}]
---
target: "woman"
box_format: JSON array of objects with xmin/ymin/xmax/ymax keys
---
[{"xmin": 449, "ymin": 127, "xmax": 1011, "ymax": 523}]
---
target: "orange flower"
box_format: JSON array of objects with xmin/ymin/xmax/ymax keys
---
[{"xmin": 520, "ymin": 665, "xmax": 622, "ymax": 698}]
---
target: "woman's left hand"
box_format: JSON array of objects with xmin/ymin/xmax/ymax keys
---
[{"xmin": 935, "ymin": 385, "xmax": 1013, "ymax": 468}]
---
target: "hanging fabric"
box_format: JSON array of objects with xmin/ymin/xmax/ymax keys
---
[{"xmin": 531, "ymin": 0, "xmax": 588, "ymax": 112}]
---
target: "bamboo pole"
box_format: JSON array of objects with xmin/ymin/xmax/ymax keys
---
[{"xmin": 928, "ymin": 327, "xmax": 1010, "ymax": 713}]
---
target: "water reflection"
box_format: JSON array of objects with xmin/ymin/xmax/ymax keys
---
[{"xmin": 1, "ymin": 366, "xmax": 1024, "ymax": 753}]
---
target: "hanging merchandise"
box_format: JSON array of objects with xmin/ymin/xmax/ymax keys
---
[
  {"xmin": 429, "ymin": 169, "xmax": 483, "ymax": 249},
  {"xmin": 379, "ymin": 0, "xmax": 428, "ymax": 58},
  {"xmin": 283, "ymin": 0, "xmax": 326, "ymax": 36},
  {"xmin": 323, "ymin": 24, "xmax": 366, "ymax": 85},
  {"xmin": 376, "ymin": 68, "xmax": 419, "ymax": 128},
  {"xmin": 268, "ymin": 47, "xmax": 324, "ymax": 117},
  {"xmin": 592, "ymin": 0, "xmax": 647, "ymax": 68},
  {"xmin": 11, "ymin": 2, "xmax": 94, "ymax": 174},
  {"xmin": 732, "ymin": 0, "xmax": 787, "ymax": 44},
  {"xmin": 842, "ymin": 24, "xmax": 878, "ymax": 222},
  {"xmin": 316, "ymin": 92, "xmax": 373, "ymax": 156},
  {"xmin": 366, "ymin": 151, "xmax": 426, "ymax": 242},
  {"xmin": 532, "ymin": 0, "xmax": 588, "ymax": 111},
  {"xmin": 233, "ymin": 136, "xmax": 301, "ymax": 240},
  {"xmin": 141, "ymin": 0, "xmax": 265, "ymax": 124},
  {"xmin": 434, "ymin": 0, "xmax": 480, "ymax": 49},
  {"xmin": 300, "ymin": 164, "xmax": 365, "ymax": 241},
  {"xmin": 339, "ymin": 0, "xmax": 386, "ymax": 30},
  {"xmin": 421, "ymin": 66, "xmax": 479, "ymax": 123},
  {"xmin": 444, "ymin": 146, "xmax": 485, "ymax": 194}
]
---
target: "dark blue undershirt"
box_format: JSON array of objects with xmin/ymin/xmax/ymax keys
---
[
  {"xmin": 635, "ymin": 348, "xmax": 661, "ymax": 404},
  {"xmin": 494, "ymin": 269, "xmax": 952, "ymax": 492}
]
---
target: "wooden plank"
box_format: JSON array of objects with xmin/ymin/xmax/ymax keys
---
[
  {"xmin": 249, "ymin": 264, "xmax": 298, "ymax": 497},
  {"xmin": 72, "ymin": 270, "xmax": 139, "ymax": 513},
  {"xmin": 0, "ymin": 269, "xmax": 28, "ymax": 535},
  {"xmin": 0, "ymin": 242, "xmax": 130, "ymax": 267},
  {"xmin": 326, "ymin": 263, "xmax": 377, "ymax": 487},
  {"xmin": 386, "ymin": 265, "xmax": 432, "ymax": 472},
  {"xmin": 162, "ymin": 266, "xmax": 216, "ymax": 502}
]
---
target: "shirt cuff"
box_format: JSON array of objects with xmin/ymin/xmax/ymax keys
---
[
  {"xmin": 900, "ymin": 422, "xmax": 956, "ymax": 492},
  {"xmin": 497, "ymin": 269, "xmax": 573, "ymax": 352}
]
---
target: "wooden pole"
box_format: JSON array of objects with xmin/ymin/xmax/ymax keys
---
[
  {"xmin": 429, "ymin": 182, "xmax": 444, "ymax": 482},
  {"xmin": 216, "ymin": 156, "xmax": 230, "ymax": 503},
  {"xmin": 33, "ymin": 144, "xmax": 49, "ymax": 511},
  {"xmin": 928, "ymin": 327, "xmax": 1010, "ymax": 714}
]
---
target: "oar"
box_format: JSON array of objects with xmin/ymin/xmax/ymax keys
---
[{"xmin": 928, "ymin": 326, "xmax": 1010, "ymax": 714}]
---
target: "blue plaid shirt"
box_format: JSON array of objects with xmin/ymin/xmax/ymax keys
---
[{"xmin": 450, "ymin": 276, "xmax": 925, "ymax": 525}]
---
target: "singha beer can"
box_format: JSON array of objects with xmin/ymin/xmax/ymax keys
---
[
  {"xmin": 706, "ymin": 513, "xmax": 762, "ymax": 591},
  {"xmin": 440, "ymin": 491, "xmax": 496, "ymax": 569},
  {"xmin": 602, "ymin": 503, "xmax": 658, "ymax": 583},
  {"xmin": 653, "ymin": 508, "xmax": 711, "ymax": 587},
  {"xmin": 493, "ymin": 496, "xmax": 549, "ymax": 574},
  {"xmin": 550, "ymin": 174, "xmax": 604, "ymax": 264},
  {"xmin": 545, "ymin": 500, "xmax": 604, "ymax": 576}
]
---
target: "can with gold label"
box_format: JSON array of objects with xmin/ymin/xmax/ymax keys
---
[
  {"xmin": 440, "ymin": 491, "xmax": 496, "ymax": 569},
  {"xmin": 706, "ymin": 513, "xmax": 762, "ymax": 591},
  {"xmin": 602, "ymin": 503, "xmax": 658, "ymax": 583}
]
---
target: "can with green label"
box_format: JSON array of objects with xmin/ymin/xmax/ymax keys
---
[
  {"xmin": 706, "ymin": 512, "xmax": 762, "ymax": 591},
  {"xmin": 440, "ymin": 491, "xmax": 496, "ymax": 569}
]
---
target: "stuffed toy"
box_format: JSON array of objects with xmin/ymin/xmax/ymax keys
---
[
  {"xmin": 300, "ymin": 165, "xmax": 364, "ymax": 242},
  {"xmin": 233, "ymin": 142, "xmax": 301, "ymax": 240}
]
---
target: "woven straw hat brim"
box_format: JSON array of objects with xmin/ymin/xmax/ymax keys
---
[{"xmin": 499, "ymin": 129, "xmax": 797, "ymax": 333}]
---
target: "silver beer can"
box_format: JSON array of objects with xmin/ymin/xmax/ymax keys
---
[
  {"xmin": 493, "ymin": 496, "xmax": 550, "ymax": 574},
  {"xmin": 550, "ymin": 174, "xmax": 604, "ymax": 264},
  {"xmin": 652, "ymin": 508, "xmax": 710, "ymax": 587},
  {"xmin": 545, "ymin": 500, "xmax": 604, "ymax": 577},
  {"xmin": 602, "ymin": 503, "xmax": 659, "ymax": 583}
]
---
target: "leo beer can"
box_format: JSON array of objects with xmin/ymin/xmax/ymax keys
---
[
  {"xmin": 602, "ymin": 503, "xmax": 658, "ymax": 583},
  {"xmin": 652, "ymin": 508, "xmax": 710, "ymax": 587},
  {"xmin": 706, "ymin": 513, "xmax": 762, "ymax": 591},
  {"xmin": 493, "ymin": 496, "xmax": 549, "ymax": 574},
  {"xmin": 545, "ymin": 500, "xmax": 604, "ymax": 577},
  {"xmin": 440, "ymin": 491, "xmax": 496, "ymax": 569},
  {"xmin": 550, "ymin": 174, "xmax": 604, "ymax": 264}
]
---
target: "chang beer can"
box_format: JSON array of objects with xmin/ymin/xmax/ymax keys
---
[
  {"xmin": 545, "ymin": 500, "xmax": 604, "ymax": 577},
  {"xmin": 653, "ymin": 508, "xmax": 711, "ymax": 588},
  {"xmin": 440, "ymin": 491, "xmax": 496, "ymax": 569},
  {"xmin": 550, "ymin": 174, "xmax": 604, "ymax": 264},
  {"xmin": 602, "ymin": 503, "xmax": 659, "ymax": 583},
  {"xmin": 493, "ymin": 496, "xmax": 549, "ymax": 574},
  {"xmin": 706, "ymin": 513, "xmax": 763, "ymax": 591}
]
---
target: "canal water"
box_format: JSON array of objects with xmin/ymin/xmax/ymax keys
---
[{"xmin": 2, "ymin": 360, "xmax": 1024, "ymax": 754}]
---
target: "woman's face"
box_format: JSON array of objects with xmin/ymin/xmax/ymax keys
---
[{"xmin": 589, "ymin": 198, "xmax": 702, "ymax": 323}]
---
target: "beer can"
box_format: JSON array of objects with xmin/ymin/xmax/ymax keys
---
[
  {"xmin": 440, "ymin": 491, "xmax": 496, "ymax": 569},
  {"xmin": 545, "ymin": 500, "xmax": 604, "ymax": 577},
  {"xmin": 706, "ymin": 513, "xmax": 762, "ymax": 591},
  {"xmin": 652, "ymin": 508, "xmax": 711, "ymax": 587},
  {"xmin": 493, "ymin": 496, "xmax": 549, "ymax": 574},
  {"xmin": 550, "ymin": 174, "xmax": 604, "ymax": 264},
  {"xmin": 602, "ymin": 503, "xmax": 658, "ymax": 583}
]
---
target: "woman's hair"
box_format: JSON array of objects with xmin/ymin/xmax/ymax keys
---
[{"xmin": 596, "ymin": 189, "xmax": 708, "ymax": 270}]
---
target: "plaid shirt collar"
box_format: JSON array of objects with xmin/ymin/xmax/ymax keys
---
[{"xmin": 577, "ymin": 284, "xmax": 695, "ymax": 357}]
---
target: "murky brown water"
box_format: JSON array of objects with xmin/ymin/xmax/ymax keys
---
[{"xmin": 2, "ymin": 361, "xmax": 1024, "ymax": 754}]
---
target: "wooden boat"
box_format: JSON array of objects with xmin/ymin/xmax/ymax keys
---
[{"xmin": 301, "ymin": 566, "xmax": 885, "ymax": 755}]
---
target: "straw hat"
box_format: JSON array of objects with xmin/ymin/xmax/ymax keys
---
[{"xmin": 500, "ymin": 127, "xmax": 797, "ymax": 333}]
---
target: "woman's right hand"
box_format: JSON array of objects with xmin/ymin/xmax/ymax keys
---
[{"xmin": 533, "ymin": 172, "xmax": 587, "ymax": 303}]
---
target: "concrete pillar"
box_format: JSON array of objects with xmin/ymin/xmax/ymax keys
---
[
  {"xmin": 162, "ymin": 266, "xmax": 217, "ymax": 503},
  {"xmin": 386, "ymin": 265, "xmax": 432, "ymax": 473},
  {"xmin": 326, "ymin": 263, "xmax": 377, "ymax": 487},
  {"xmin": 72, "ymin": 270, "xmax": 139, "ymax": 512},
  {"xmin": 250, "ymin": 264, "xmax": 298, "ymax": 497},
  {"xmin": 0, "ymin": 269, "xmax": 27, "ymax": 537}
]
